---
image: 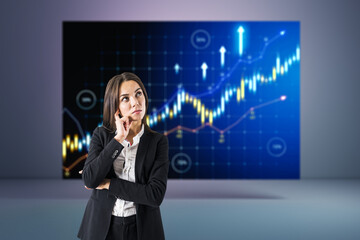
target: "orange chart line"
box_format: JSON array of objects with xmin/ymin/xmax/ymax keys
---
[
  {"xmin": 163, "ymin": 96, "xmax": 284, "ymax": 136},
  {"xmin": 63, "ymin": 154, "xmax": 88, "ymax": 172}
]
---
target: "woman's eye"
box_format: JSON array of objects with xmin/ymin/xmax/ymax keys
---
[
  {"xmin": 121, "ymin": 97, "xmax": 129, "ymax": 102},
  {"xmin": 136, "ymin": 91, "xmax": 142, "ymax": 97}
]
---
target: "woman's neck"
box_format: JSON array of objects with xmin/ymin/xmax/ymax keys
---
[{"xmin": 129, "ymin": 121, "xmax": 142, "ymax": 137}]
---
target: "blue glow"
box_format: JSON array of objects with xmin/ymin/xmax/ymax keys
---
[
  {"xmin": 201, "ymin": 62, "xmax": 208, "ymax": 80},
  {"xmin": 174, "ymin": 63, "xmax": 180, "ymax": 74},
  {"xmin": 219, "ymin": 46, "xmax": 226, "ymax": 67},
  {"xmin": 86, "ymin": 133, "xmax": 91, "ymax": 148},
  {"xmin": 154, "ymin": 114, "xmax": 158, "ymax": 124},
  {"xmin": 173, "ymin": 104, "xmax": 177, "ymax": 116},
  {"xmin": 253, "ymin": 75, "xmax": 257, "ymax": 92},
  {"xmin": 221, "ymin": 96, "xmax": 225, "ymax": 113},
  {"xmin": 177, "ymin": 92, "xmax": 181, "ymax": 111},
  {"xmin": 296, "ymin": 47, "xmax": 300, "ymax": 60},
  {"xmin": 237, "ymin": 26, "xmax": 245, "ymax": 56},
  {"xmin": 276, "ymin": 57, "xmax": 280, "ymax": 74}
]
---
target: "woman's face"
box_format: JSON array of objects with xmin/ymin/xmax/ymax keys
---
[{"xmin": 118, "ymin": 80, "xmax": 146, "ymax": 122}]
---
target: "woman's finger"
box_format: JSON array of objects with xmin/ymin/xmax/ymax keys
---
[
  {"xmin": 114, "ymin": 109, "xmax": 120, "ymax": 120},
  {"xmin": 117, "ymin": 118, "xmax": 126, "ymax": 134}
]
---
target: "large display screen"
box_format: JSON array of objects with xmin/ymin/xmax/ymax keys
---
[{"xmin": 63, "ymin": 21, "xmax": 300, "ymax": 179}]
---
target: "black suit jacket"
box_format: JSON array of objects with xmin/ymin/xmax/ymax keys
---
[{"xmin": 77, "ymin": 125, "xmax": 169, "ymax": 240}]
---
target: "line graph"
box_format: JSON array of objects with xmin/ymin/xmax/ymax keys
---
[
  {"xmin": 147, "ymin": 44, "xmax": 299, "ymax": 128},
  {"xmin": 63, "ymin": 21, "xmax": 300, "ymax": 179},
  {"xmin": 164, "ymin": 95, "xmax": 287, "ymax": 136},
  {"xmin": 150, "ymin": 29, "xmax": 290, "ymax": 115}
]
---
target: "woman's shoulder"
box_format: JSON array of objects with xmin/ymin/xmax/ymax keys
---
[
  {"xmin": 90, "ymin": 126, "xmax": 116, "ymax": 145},
  {"xmin": 145, "ymin": 126, "xmax": 168, "ymax": 142},
  {"xmin": 92, "ymin": 125, "xmax": 116, "ymax": 136}
]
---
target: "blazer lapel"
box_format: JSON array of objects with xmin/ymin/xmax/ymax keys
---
[{"xmin": 135, "ymin": 129, "xmax": 150, "ymax": 183}]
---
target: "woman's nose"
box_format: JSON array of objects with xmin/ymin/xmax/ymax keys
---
[{"xmin": 130, "ymin": 97, "xmax": 139, "ymax": 107}]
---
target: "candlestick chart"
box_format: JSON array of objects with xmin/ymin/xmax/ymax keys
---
[{"xmin": 63, "ymin": 21, "xmax": 300, "ymax": 179}]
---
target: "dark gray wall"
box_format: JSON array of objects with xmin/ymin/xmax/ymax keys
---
[{"xmin": 0, "ymin": 0, "xmax": 359, "ymax": 178}]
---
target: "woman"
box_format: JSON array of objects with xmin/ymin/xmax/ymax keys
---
[{"xmin": 77, "ymin": 72, "xmax": 169, "ymax": 240}]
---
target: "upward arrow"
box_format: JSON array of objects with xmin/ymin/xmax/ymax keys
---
[
  {"xmin": 201, "ymin": 62, "xmax": 208, "ymax": 81},
  {"xmin": 174, "ymin": 63, "xmax": 180, "ymax": 74},
  {"xmin": 219, "ymin": 46, "xmax": 226, "ymax": 67},
  {"xmin": 237, "ymin": 26, "xmax": 245, "ymax": 56}
]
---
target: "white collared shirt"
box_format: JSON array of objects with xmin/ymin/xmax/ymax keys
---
[{"xmin": 112, "ymin": 124, "xmax": 144, "ymax": 217}]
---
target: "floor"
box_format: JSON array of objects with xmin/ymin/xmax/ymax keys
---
[{"xmin": 0, "ymin": 179, "xmax": 359, "ymax": 240}]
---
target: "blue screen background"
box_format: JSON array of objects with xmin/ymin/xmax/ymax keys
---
[{"xmin": 63, "ymin": 21, "xmax": 300, "ymax": 179}]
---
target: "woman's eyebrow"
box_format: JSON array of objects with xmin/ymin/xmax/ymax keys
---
[{"xmin": 120, "ymin": 88, "xmax": 141, "ymax": 97}]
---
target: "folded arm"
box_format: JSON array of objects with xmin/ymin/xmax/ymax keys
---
[
  {"xmin": 108, "ymin": 135, "xmax": 169, "ymax": 207},
  {"xmin": 82, "ymin": 127, "xmax": 123, "ymax": 189}
]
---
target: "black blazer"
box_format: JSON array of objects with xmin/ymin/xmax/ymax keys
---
[{"xmin": 77, "ymin": 125, "xmax": 169, "ymax": 240}]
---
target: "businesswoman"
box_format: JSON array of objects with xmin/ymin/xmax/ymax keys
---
[{"xmin": 77, "ymin": 72, "xmax": 169, "ymax": 240}]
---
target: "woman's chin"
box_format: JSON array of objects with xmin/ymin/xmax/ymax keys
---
[
  {"xmin": 130, "ymin": 116, "xmax": 143, "ymax": 123},
  {"xmin": 133, "ymin": 113, "xmax": 145, "ymax": 120}
]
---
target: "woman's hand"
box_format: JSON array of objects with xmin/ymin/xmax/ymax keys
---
[
  {"xmin": 84, "ymin": 179, "xmax": 110, "ymax": 190},
  {"xmin": 95, "ymin": 179, "xmax": 110, "ymax": 190},
  {"xmin": 114, "ymin": 109, "xmax": 132, "ymax": 143}
]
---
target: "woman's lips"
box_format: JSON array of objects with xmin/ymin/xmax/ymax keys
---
[{"xmin": 132, "ymin": 110, "xmax": 142, "ymax": 114}]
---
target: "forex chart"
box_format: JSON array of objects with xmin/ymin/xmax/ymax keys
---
[{"xmin": 63, "ymin": 21, "xmax": 300, "ymax": 179}]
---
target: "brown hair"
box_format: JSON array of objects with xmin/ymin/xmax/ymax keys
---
[{"xmin": 102, "ymin": 72, "xmax": 151, "ymax": 132}]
